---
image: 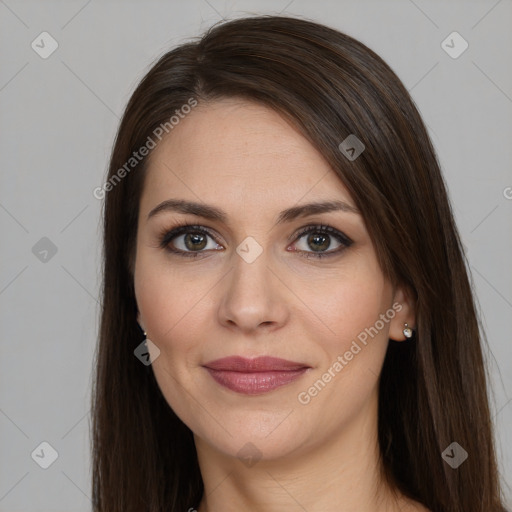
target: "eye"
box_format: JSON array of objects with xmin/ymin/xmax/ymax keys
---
[
  {"xmin": 158, "ymin": 223, "xmax": 353, "ymax": 259},
  {"xmin": 158, "ymin": 224, "xmax": 222, "ymax": 258},
  {"xmin": 290, "ymin": 225, "xmax": 353, "ymax": 259}
]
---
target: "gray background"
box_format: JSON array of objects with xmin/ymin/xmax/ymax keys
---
[{"xmin": 1, "ymin": 0, "xmax": 511, "ymax": 510}]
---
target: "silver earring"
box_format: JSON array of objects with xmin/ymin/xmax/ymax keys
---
[
  {"xmin": 403, "ymin": 323, "xmax": 414, "ymax": 339},
  {"xmin": 143, "ymin": 331, "xmax": 147, "ymax": 337}
]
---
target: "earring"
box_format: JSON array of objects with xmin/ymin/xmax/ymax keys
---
[{"xmin": 403, "ymin": 323, "xmax": 414, "ymax": 339}]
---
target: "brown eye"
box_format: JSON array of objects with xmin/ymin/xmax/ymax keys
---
[
  {"xmin": 182, "ymin": 232, "xmax": 208, "ymax": 251},
  {"xmin": 159, "ymin": 225, "xmax": 223, "ymax": 257},
  {"xmin": 291, "ymin": 225, "xmax": 353, "ymax": 259},
  {"xmin": 306, "ymin": 232, "xmax": 332, "ymax": 252}
]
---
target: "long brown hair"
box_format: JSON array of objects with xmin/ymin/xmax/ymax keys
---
[{"xmin": 91, "ymin": 15, "xmax": 507, "ymax": 512}]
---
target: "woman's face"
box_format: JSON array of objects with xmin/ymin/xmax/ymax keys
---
[{"xmin": 134, "ymin": 98, "xmax": 413, "ymax": 462}]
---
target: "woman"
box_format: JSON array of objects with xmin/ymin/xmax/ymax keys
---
[{"xmin": 91, "ymin": 15, "xmax": 508, "ymax": 512}]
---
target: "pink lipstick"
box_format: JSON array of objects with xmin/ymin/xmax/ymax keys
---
[{"xmin": 203, "ymin": 356, "xmax": 310, "ymax": 395}]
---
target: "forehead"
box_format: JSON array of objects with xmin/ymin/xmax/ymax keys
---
[{"xmin": 140, "ymin": 98, "xmax": 354, "ymax": 216}]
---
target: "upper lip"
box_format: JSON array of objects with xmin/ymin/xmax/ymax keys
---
[{"xmin": 203, "ymin": 356, "xmax": 310, "ymax": 372}]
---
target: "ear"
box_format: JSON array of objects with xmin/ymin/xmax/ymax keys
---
[{"xmin": 388, "ymin": 285, "xmax": 416, "ymax": 342}]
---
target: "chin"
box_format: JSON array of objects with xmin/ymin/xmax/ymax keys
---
[
  {"xmin": 196, "ymin": 425, "xmax": 307, "ymax": 464},
  {"xmin": 189, "ymin": 401, "xmax": 320, "ymax": 462}
]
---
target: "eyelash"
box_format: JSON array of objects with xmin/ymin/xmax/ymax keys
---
[{"xmin": 157, "ymin": 223, "xmax": 353, "ymax": 260}]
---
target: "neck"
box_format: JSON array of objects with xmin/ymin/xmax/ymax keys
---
[{"xmin": 194, "ymin": 390, "xmax": 408, "ymax": 512}]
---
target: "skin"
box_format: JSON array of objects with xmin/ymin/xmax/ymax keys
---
[{"xmin": 134, "ymin": 98, "xmax": 428, "ymax": 512}]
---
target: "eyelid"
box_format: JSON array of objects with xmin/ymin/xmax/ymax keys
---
[
  {"xmin": 292, "ymin": 224, "xmax": 353, "ymax": 247},
  {"xmin": 157, "ymin": 224, "xmax": 220, "ymax": 251}
]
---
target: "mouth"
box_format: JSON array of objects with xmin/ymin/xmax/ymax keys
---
[{"xmin": 202, "ymin": 356, "xmax": 311, "ymax": 395}]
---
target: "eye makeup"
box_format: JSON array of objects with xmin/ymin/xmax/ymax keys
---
[{"xmin": 156, "ymin": 222, "xmax": 354, "ymax": 260}]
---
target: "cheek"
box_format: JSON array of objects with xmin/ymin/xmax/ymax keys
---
[
  {"xmin": 134, "ymin": 258, "xmax": 205, "ymax": 420},
  {"xmin": 292, "ymin": 259, "xmax": 392, "ymax": 407},
  {"xmin": 134, "ymin": 251, "xmax": 214, "ymax": 363},
  {"xmin": 134, "ymin": 244, "xmax": 180, "ymax": 328},
  {"xmin": 295, "ymin": 257, "xmax": 391, "ymax": 356},
  {"xmin": 329, "ymin": 281, "xmax": 389, "ymax": 345}
]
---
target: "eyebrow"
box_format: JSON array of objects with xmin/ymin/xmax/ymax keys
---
[{"xmin": 147, "ymin": 198, "xmax": 359, "ymax": 225}]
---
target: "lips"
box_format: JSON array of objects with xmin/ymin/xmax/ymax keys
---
[
  {"xmin": 203, "ymin": 356, "xmax": 311, "ymax": 395},
  {"xmin": 204, "ymin": 356, "xmax": 309, "ymax": 372}
]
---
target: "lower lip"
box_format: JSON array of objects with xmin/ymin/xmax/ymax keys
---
[{"xmin": 204, "ymin": 368, "xmax": 309, "ymax": 395}]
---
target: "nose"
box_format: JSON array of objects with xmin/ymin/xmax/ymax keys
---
[{"xmin": 216, "ymin": 245, "xmax": 290, "ymax": 335}]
